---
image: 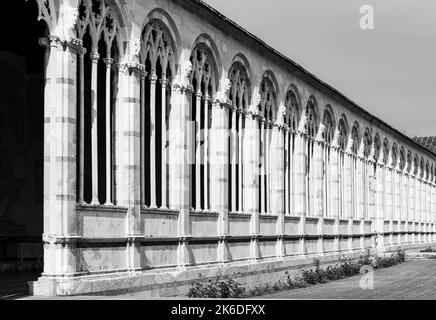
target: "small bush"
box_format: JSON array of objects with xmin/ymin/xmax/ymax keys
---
[
  {"xmin": 420, "ymin": 247, "xmax": 436, "ymax": 253},
  {"xmin": 188, "ymin": 273, "xmax": 246, "ymax": 298},
  {"xmin": 395, "ymin": 248, "xmax": 406, "ymax": 263},
  {"xmin": 188, "ymin": 248, "xmax": 408, "ymax": 298}
]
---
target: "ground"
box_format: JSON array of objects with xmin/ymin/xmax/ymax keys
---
[
  {"xmin": 261, "ymin": 259, "xmax": 436, "ymax": 300},
  {"xmin": 3, "ymin": 259, "xmax": 435, "ymax": 299}
]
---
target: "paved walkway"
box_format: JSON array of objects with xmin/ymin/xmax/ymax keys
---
[{"xmin": 261, "ymin": 260, "xmax": 436, "ymax": 300}]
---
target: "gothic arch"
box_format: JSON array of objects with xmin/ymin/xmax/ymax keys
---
[
  {"xmin": 391, "ymin": 143, "xmax": 398, "ymax": 168},
  {"xmin": 382, "ymin": 138, "xmax": 390, "ymax": 165},
  {"xmin": 190, "ymin": 34, "xmax": 221, "ymax": 94},
  {"xmin": 259, "ymin": 72, "xmax": 278, "ymax": 121},
  {"xmin": 228, "ymin": 59, "xmax": 251, "ymax": 109},
  {"xmin": 337, "ymin": 114, "xmax": 349, "ymax": 150},
  {"xmin": 399, "ymin": 147, "xmax": 406, "ymax": 171},
  {"xmin": 231, "ymin": 53, "xmax": 253, "ymax": 82},
  {"xmin": 420, "ymin": 157, "xmax": 425, "ymax": 178},
  {"xmin": 363, "ymin": 127, "xmax": 372, "ymax": 158},
  {"xmin": 33, "ymin": 0, "xmax": 59, "ymax": 33},
  {"xmin": 140, "ymin": 19, "xmax": 178, "ymax": 78},
  {"xmin": 425, "ymin": 160, "xmax": 430, "ymax": 180},
  {"xmin": 141, "ymin": 8, "xmax": 181, "ymax": 53},
  {"xmin": 413, "ymin": 154, "xmax": 419, "ymax": 176},
  {"xmin": 322, "ymin": 107, "xmax": 335, "ymax": 144},
  {"xmin": 406, "ymin": 150, "xmax": 412, "ymax": 173},
  {"xmin": 350, "ymin": 121, "xmax": 361, "ymax": 155},
  {"xmin": 373, "ymin": 133, "xmax": 381, "ymax": 162},
  {"xmin": 76, "ymin": 0, "xmax": 127, "ymax": 57},
  {"xmin": 305, "ymin": 95, "xmax": 319, "ymax": 138},
  {"xmin": 284, "ymin": 88, "xmax": 300, "ymax": 131}
]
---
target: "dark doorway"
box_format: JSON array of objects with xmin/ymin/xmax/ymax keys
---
[{"xmin": 0, "ymin": 1, "xmax": 46, "ymax": 298}]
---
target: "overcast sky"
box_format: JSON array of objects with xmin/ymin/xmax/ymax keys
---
[{"xmin": 203, "ymin": 0, "xmax": 436, "ymax": 138}]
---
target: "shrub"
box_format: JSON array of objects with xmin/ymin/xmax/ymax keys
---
[
  {"xmin": 188, "ymin": 273, "xmax": 246, "ymax": 298},
  {"xmin": 395, "ymin": 248, "xmax": 406, "ymax": 263},
  {"xmin": 420, "ymin": 247, "xmax": 436, "ymax": 253},
  {"xmin": 188, "ymin": 248, "xmax": 408, "ymax": 298}
]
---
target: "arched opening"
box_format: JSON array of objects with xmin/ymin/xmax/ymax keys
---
[
  {"xmin": 258, "ymin": 76, "xmax": 276, "ymax": 214},
  {"xmin": 305, "ymin": 97, "xmax": 318, "ymax": 217},
  {"xmin": 189, "ymin": 43, "xmax": 217, "ymax": 212},
  {"xmin": 0, "ymin": 0, "xmax": 47, "ymax": 296},
  {"xmin": 284, "ymin": 90, "xmax": 299, "ymax": 216},
  {"xmin": 228, "ymin": 61, "xmax": 250, "ymax": 213},
  {"xmin": 140, "ymin": 19, "xmax": 176, "ymax": 209}
]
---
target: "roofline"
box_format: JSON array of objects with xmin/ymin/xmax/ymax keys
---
[{"xmin": 192, "ymin": 0, "xmax": 436, "ymax": 158}]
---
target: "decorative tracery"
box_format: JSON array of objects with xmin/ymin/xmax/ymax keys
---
[{"xmin": 31, "ymin": 0, "xmax": 58, "ymax": 33}]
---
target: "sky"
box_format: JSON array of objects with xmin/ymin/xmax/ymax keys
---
[{"xmin": 203, "ymin": 0, "xmax": 436, "ymax": 138}]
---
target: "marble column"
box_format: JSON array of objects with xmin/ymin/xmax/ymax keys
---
[
  {"xmin": 203, "ymin": 95, "xmax": 210, "ymax": 212},
  {"xmin": 78, "ymin": 48, "xmax": 86, "ymax": 204},
  {"xmin": 115, "ymin": 63, "xmax": 143, "ymax": 271},
  {"xmin": 90, "ymin": 53, "xmax": 100, "ymax": 205},
  {"xmin": 42, "ymin": 37, "xmax": 80, "ymax": 276},
  {"xmin": 210, "ymin": 99, "xmax": 230, "ymax": 264},
  {"xmin": 270, "ymin": 123, "xmax": 285, "ymax": 258},
  {"xmin": 160, "ymin": 77, "xmax": 168, "ymax": 209},
  {"xmin": 295, "ymin": 131, "xmax": 307, "ymax": 255},
  {"xmin": 237, "ymin": 110, "xmax": 244, "ymax": 212},
  {"xmin": 230, "ymin": 106, "xmax": 237, "ymax": 212},
  {"xmin": 148, "ymin": 73, "xmax": 158, "ymax": 209},
  {"xmin": 103, "ymin": 58, "xmax": 114, "ymax": 205},
  {"xmin": 168, "ymin": 72, "xmax": 194, "ymax": 269},
  {"xmin": 194, "ymin": 91, "xmax": 202, "ymax": 211}
]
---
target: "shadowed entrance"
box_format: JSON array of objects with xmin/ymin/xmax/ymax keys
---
[{"xmin": 0, "ymin": 0, "xmax": 46, "ymax": 298}]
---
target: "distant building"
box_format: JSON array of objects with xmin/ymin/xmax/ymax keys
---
[{"xmin": 414, "ymin": 137, "xmax": 436, "ymax": 153}]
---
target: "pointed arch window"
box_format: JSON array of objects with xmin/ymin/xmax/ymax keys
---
[
  {"xmin": 258, "ymin": 77, "xmax": 276, "ymax": 214},
  {"xmin": 305, "ymin": 99, "xmax": 318, "ymax": 217},
  {"xmin": 140, "ymin": 20, "xmax": 176, "ymax": 209},
  {"xmin": 189, "ymin": 44, "xmax": 217, "ymax": 212},
  {"xmin": 76, "ymin": 0, "xmax": 121, "ymax": 206},
  {"xmin": 350, "ymin": 124, "xmax": 360, "ymax": 219},
  {"xmin": 228, "ymin": 62, "xmax": 250, "ymax": 213},
  {"xmin": 337, "ymin": 118, "xmax": 348, "ymax": 219},
  {"xmin": 284, "ymin": 90, "xmax": 300, "ymax": 215},
  {"xmin": 322, "ymin": 110, "xmax": 334, "ymax": 217},
  {"xmin": 362, "ymin": 129, "xmax": 372, "ymax": 219}
]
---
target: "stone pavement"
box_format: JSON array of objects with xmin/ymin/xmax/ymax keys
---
[{"xmin": 261, "ymin": 260, "xmax": 436, "ymax": 300}]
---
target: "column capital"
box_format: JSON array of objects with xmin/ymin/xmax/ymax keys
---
[
  {"xmin": 118, "ymin": 62, "xmax": 146, "ymax": 76},
  {"xmin": 91, "ymin": 53, "xmax": 100, "ymax": 63},
  {"xmin": 149, "ymin": 73, "xmax": 158, "ymax": 83},
  {"xmin": 103, "ymin": 57, "xmax": 114, "ymax": 66},
  {"xmin": 160, "ymin": 77, "xmax": 169, "ymax": 86},
  {"xmin": 139, "ymin": 70, "xmax": 148, "ymax": 80},
  {"xmin": 47, "ymin": 35, "xmax": 84, "ymax": 54}
]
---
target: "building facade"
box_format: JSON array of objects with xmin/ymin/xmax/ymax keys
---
[{"xmin": 1, "ymin": 0, "xmax": 436, "ymax": 296}]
